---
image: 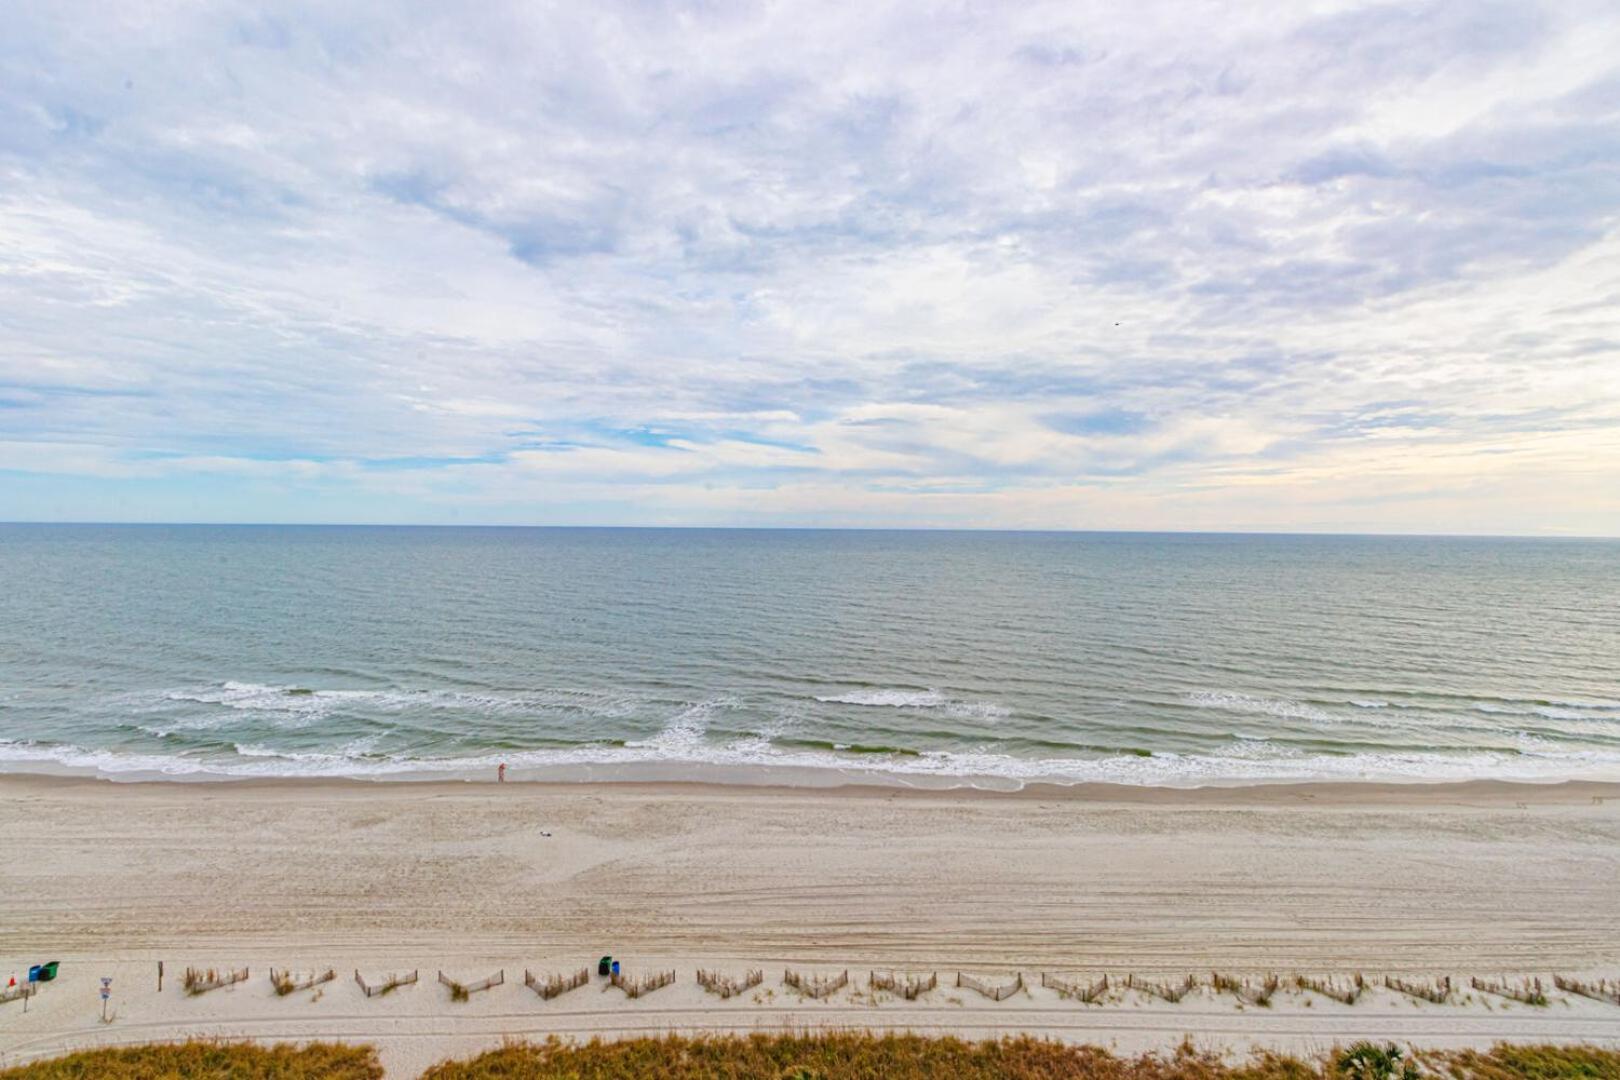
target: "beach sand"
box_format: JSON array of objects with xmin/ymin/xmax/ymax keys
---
[{"xmin": 2, "ymin": 776, "xmax": 1619, "ymax": 1077}]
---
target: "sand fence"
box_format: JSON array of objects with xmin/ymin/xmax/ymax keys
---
[
  {"xmin": 784, "ymin": 968, "xmax": 849, "ymax": 999},
  {"xmin": 439, "ymin": 969, "xmax": 504, "ymax": 1001},
  {"xmin": 269, "ymin": 968, "xmax": 334, "ymax": 996},
  {"xmin": 525, "ymin": 967, "xmax": 590, "ymax": 1000},
  {"xmin": 870, "ymin": 971, "xmax": 937, "ymax": 1000},
  {"xmin": 354, "ymin": 969, "xmax": 418, "ymax": 997},
  {"xmin": 1213, "ymin": 972, "xmax": 1280, "ymax": 1006},
  {"xmin": 1471, "ymin": 977, "xmax": 1548, "ymax": 1005},
  {"xmin": 182, "ymin": 967, "xmax": 249, "ymax": 995},
  {"xmin": 697, "ymin": 968, "xmax": 764, "ymax": 999},
  {"xmin": 610, "ymin": 969, "xmax": 676, "ymax": 998},
  {"xmin": 1041, "ymin": 972, "xmax": 1108, "ymax": 1003},
  {"xmin": 1125, "ymin": 974, "xmax": 1196, "ymax": 1003},
  {"xmin": 0, "ymin": 984, "xmax": 36, "ymax": 1006},
  {"xmin": 142, "ymin": 959, "xmax": 1620, "ymax": 1012},
  {"xmin": 1553, "ymin": 975, "xmax": 1620, "ymax": 1005},
  {"xmin": 956, "ymin": 971, "xmax": 1024, "ymax": 1001},
  {"xmin": 1385, "ymin": 975, "xmax": 1452, "ymax": 1004},
  {"xmin": 1296, "ymin": 974, "xmax": 1365, "ymax": 1004}
]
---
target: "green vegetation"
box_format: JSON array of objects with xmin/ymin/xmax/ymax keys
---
[
  {"xmin": 0, "ymin": 1040, "xmax": 380, "ymax": 1079},
  {"xmin": 6, "ymin": 1037, "xmax": 1620, "ymax": 1080},
  {"xmin": 1428, "ymin": 1044, "xmax": 1620, "ymax": 1080},
  {"xmin": 1338, "ymin": 1043, "xmax": 1419, "ymax": 1080},
  {"xmin": 421, "ymin": 1035, "xmax": 1303, "ymax": 1080},
  {"xmin": 419, "ymin": 1036, "xmax": 1620, "ymax": 1080}
]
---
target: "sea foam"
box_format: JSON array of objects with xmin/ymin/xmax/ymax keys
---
[{"xmin": 7, "ymin": 732, "xmax": 1620, "ymax": 789}]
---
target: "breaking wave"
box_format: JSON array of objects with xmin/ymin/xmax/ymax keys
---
[
  {"xmin": 6, "ymin": 731, "xmax": 1620, "ymax": 789},
  {"xmin": 1184, "ymin": 691, "xmax": 1334, "ymax": 723},
  {"xmin": 815, "ymin": 688, "xmax": 1011, "ymax": 720}
]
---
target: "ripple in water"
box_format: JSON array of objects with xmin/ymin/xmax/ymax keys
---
[{"xmin": 0, "ymin": 525, "xmax": 1616, "ymax": 787}]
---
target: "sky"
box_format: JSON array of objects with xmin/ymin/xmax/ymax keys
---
[{"xmin": 2, "ymin": 1, "xmax": 1618, "ymax": 533}]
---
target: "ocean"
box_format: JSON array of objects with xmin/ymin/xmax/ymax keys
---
[{"xmin": 1, "ymin": 524, "xmax": 1616, "ymax": 787}]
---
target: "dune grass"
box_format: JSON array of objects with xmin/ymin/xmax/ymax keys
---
[
  {"xmin": 1427, "ymin": 1044, "xmax": 1620, "ymax": 1080},
  {"xmin": 419, "ymin": 1035, "xmax": 1620, "ymax": 1080},
  {"xmin": 6, "ymin": 1036, "xmax": 1619, "ymax": 1080},
  {"xmin": 270, "ymin": 968, "xmax": 335, "ymax": 997},
  {"xmin": 0, "ymin": 1039, "xmax": 381, "ymax": 1079}
]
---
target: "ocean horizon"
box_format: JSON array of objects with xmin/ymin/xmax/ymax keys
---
[
  {"xmin": 2, "ymin": 523, "xmax": 1617, "ymax": 788},
  {"xmin": 6, "ymin": 521, "xmax": 1617, "ymax": 538}
]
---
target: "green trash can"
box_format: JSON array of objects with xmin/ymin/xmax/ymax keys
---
[{"xmin": 39, "ymin": 961, "xmax": 59, "ymax": 982}]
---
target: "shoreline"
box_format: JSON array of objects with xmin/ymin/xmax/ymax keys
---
[
  {"xmin": 8, "ymin": 740, "xmax": 1620, "ymax": 791},
  {"xmin": 4, "ymin": 769, "xmax": 1620, "ymax": 806}
]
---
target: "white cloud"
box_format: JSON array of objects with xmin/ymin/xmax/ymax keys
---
[{"xmin": 0, "ymin": 0, "xmax": 1617, "ymax": 531}]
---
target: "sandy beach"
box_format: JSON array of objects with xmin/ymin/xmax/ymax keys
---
[{"xmin": 2, "ymin": 776, "xmax": 1619, "ymax": 1077}]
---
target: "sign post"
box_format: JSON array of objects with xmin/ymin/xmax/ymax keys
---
[
  {"xmin": 100, "ymin": 976, "xmax": 112, "ymax": 1022},
  {"xmin": 25, "ymin": 967, "xmax": 37, "ymax": 1013}
]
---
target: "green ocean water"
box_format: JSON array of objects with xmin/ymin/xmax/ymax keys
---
[{"xmin": 1, "ymin": 524, "xmax": 1617, "ymax": 787}]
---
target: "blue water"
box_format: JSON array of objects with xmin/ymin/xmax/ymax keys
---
[{"xmin": 1, "ymin": 525, "xmax": 1617, "ymax": 786}]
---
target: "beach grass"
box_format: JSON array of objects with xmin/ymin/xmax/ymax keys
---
[
  {"xmin": 1429, "ymin": 1044, "xmax": 1620, "ymax": 1080},
  {"xmin": 418, "ymin": 1035, "xmax": 1620, "ymax": 1080},
  {"xmin": 0, "ymin": 1039, "xmax": 380, "ymax": 1079},
  {"xmin": 5, "ymin": 1037, "xmax": 1619, "ymax": 1079}
]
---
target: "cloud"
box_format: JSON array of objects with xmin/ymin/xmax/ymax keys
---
[{"xmin": 1, "ymin": 0, "xmax": 1618, "ymax": 532}]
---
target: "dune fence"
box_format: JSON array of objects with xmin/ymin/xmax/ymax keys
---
[
  {"xmin": 1386, "ymin": 975, "xmax": 1452, "ymax": 1003},
  {"xmin": 439, "ymin": 969, "xmax": 504, "ymax": 1001},
  {"xmin": 1042, "ymin": 972, "xmax": 1109, "ymax": 1003},
  {"xmin": 1125, "ymin": 974, "xmax": 1196, "ymax": 1003},
  {"xmin": 1472, "ymin": 976, "xmax": 1548, "ymax": 1005},
  {"xmin": 0, "ymin": 983, "xmax": 36, "ymax": 1006},
  {"xmin": 183, "ymin": 966, "xmax": 249, "ymax": 995},
  {"xmin": 525, "ymin": 967, "xmax": 590, "ymax": 1000},
  {"xmin": 697, "ymin": 968, "xmax": 764, "ymax": 999},
  {"xmin": 784, "ymin": 968, "xmax": 850, "ymax": 999},
  {"xmin": 1553, "ymin": 975, "xmax": 1620, "ymax": 1005},
  {"xmin": 355, "ymin": 969, "xmax": 417, "ymax": 997},
  {"xmin": 1213, "ymin": 972, "xmax": 1279, "ymax": 1006},
  {"xmin": 957, "ymin": 971, "xmax": 1024, "ymax": 1001},
  {"xmin": 610, "ymin": 969, "xmax": 677, "ymax": 998},
  {"xmin": 270, "ymin": 968, "xmax": 335, "ymax": 996},
  {"xmin": 870, "ymin": 970, "xmax": 938, "ymax": 1000},
  {"xmin": 1296, "ymin": 974, "xmax": 1365, "ymax": 1004}
]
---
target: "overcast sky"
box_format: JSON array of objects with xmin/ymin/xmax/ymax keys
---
[{"xmin": 3, "ymin": 1, "xmax": 1618, "ymax": 532}]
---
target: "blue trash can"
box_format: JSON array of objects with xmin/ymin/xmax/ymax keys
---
[
  {"xmin": 27, "ymin": 965, "xmax": 40, "ymax": 983},
  {"xmin": 611, "ymin": 960, "xmax": 620, "ymax": 977}
]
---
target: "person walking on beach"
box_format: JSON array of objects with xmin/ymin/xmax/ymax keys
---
[{"xmin": 497, "ymin": 762, "xmax": 506, "ymax": 782}]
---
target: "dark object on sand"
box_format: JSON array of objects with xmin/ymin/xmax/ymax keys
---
[
  {"xmin": 598, "ymin": 956, "xmax": 612, "ymax": 976},
  {"xmin": 37, "ymin": 961, "xmax": 60, "ymax": 982}
]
